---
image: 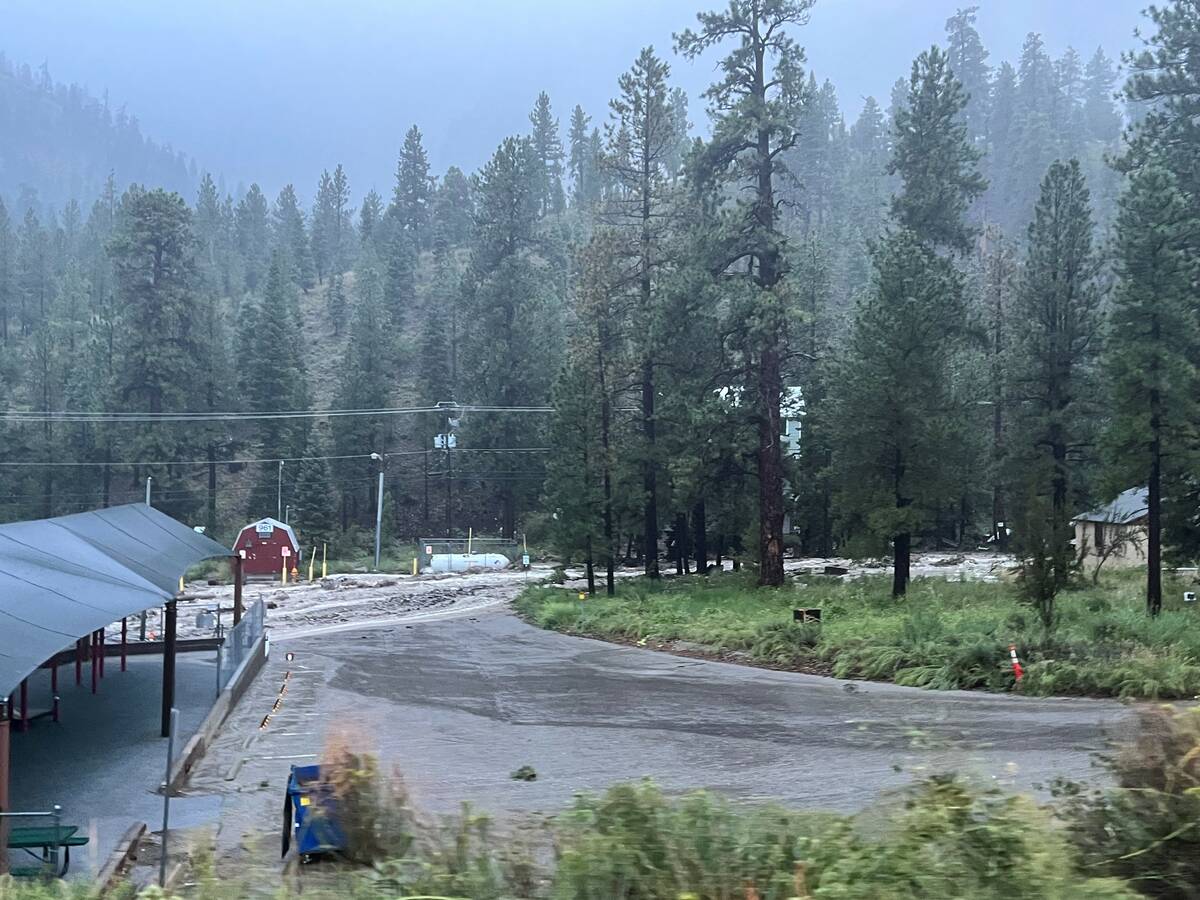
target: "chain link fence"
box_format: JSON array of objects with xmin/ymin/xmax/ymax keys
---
[{"xmin": 215, "ymin": 597, "xmax": 265, "ymax": 693}]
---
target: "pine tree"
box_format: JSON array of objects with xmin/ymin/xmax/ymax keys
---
[
  {"xmin": 194, "ymin": 173, "xmax": 224, "ymax": 293},
  {"xmin": 358, "ymin": 189, "xmax": 384, "ymax": 251},
  {"xmin": 835, "ymin": 46, "xmax": 985, "ymax": 596},
  {"xmin": 431, "ymin": 166, "xmax": 474, "ymax": 251},
  {"xmin": 0, "ymin": 198, "xmax": 13, "ymax": 342},
  {"xmin": 833, "ymin": 230, "xmax": 968, "ymax": 595},
  {"xmin": 245, "ymin": 252, "xmax": 311, "ymax": 517},
  {"xmin": 333, "ymin": 255, "xmax": 394, "ymax": 528},
  {"xmin": 312, "ymin": 164, "xmax": 353, "ymax": 282},
  {"xmin": 1083, "ymin": 48, "xmax": 1121, "ymax": 143},
  {"xmin": 461, "ymin": 136, "xmax": 561, "ymax": 536},
  {"xmin": 393, "ymin": 125, "xmax": 432, "ymax": 249},
  {"xmin": 272, "ymin": 184, "xmax": 315, "ymax": 288},
  {"xmin": 603, "ymin": 45, "xmax": 681, "ymax": 577},
  {"xmin": 291, "ymin": 425, "xmax": 340, "ymax": 558},
  {"xmin": 236, "ymin": 183, "xmax": 271, "ymax": 292},
  {"xmin": 1104, "ymin": 165, "xmax": 1199, "ymax": 616},
  {"xmin": 567, "ymin": 104, "xmax": 594, "ymax": 208},
  {"xmin": 676, "ymin": 0, "xmax": 814, "ymax": 587},
  {"xmin": 889, "ymin": 45, "xmax": 987, "ymax": 251},
  {"xmin": 528, "ymin": 92, "xmax": 565, "ymax": 216},
  {"xmin": 108, "ymin": 186, "xmax": 203, "ymax": 520},
  {"xmin": 1009, "ymin": 159, "xmax": 1102, "ymax": 627},
  {"xmin": 945, "ymin": 6, "xmax": 991, "ymax": 146}
]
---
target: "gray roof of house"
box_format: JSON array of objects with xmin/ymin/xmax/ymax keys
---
[
  {"xmin": 1074, "ymin": 487, "xmax": 1149, "ymax": 524},
  {"xmin": 0, "ymin": 504, "xmax": 233, "ymax": 699}
]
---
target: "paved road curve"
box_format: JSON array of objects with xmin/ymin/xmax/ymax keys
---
[{"xmin": 188, "ymin": 603, "xmax": 1130, "ymax": 862}]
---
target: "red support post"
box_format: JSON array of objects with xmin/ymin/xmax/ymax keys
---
[
  {"xmin": 90, "ymin": 631, "xmax": 98, "ymax": 694},
  {"xmin": 121, "ymin": 617, "xmax": 128, "ymax": 672},
  {"xmin": 99, "ymin": 628, "xmax": 105, "ymax": 678},
  {"xmin": 75, "ymin": 638, "xmax": 83, "ymax": 686},
  {"xmin": 51, "ymin": 664, "xmax": 59, "ymax": 722},
  {"xmin": 18, "ymin": 680, "xmax": 27, "ymax": 733}
]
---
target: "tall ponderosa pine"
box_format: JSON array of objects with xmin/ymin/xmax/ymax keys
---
[
  {"xmin": 461, "ymin": 136, "xmax": 561, "ymax": 536},
  {"xmin": 236, "ymin": 184, "xmax": 271, "ymax": 292},
  {"xmin": 529, "ymin": 92, "xmax": 566, "ymax": 216},
  {"xmin": 312, "ymin": 164, "xmax": 353, "ymax": 282},
  {"xmin": 836, "ymin": 46, "xmax": 985, "ymax": 596},
  {"xmin": 1104, "ymin": 165, "xmax": 1199, "ymax": 616},
  {"xmin": 1009, "ymin": 159, "xmax": 1101, "ymax": 626},
  {"xmin": 245, "ymin": 253, "xmax": 311, "ymax": 517},
  {"xmin": 333, "ymin": 257, "xmax": 394, "ymax": 527},
  {"xmin": 604, "ymin": 45, "xmax": 681, "ymax": 578},
  {"xmin": 108, "ymin": 186, "xmax": 203, "ymax": 520},
  {"xmin": 393, "ymin": 125, "xmax": 432, "ymax": 249},
  {"xmin": 676, "ymin": 0, "xmax": 814, "ymax": 587},
  {"xmin": 272, "ymin": 184, "xmax": 315, "ymax": 289}
]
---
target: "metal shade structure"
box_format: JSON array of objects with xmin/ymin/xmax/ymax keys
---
[{"xmin": 0, "ymin": 503, "xmax": 234, "ymax": 699}]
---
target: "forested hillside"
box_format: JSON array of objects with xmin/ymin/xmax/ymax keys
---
[
  {"xmin": 0, "ymin": 54, "xmax": 194, "ymax": 211},
  {"xmin": 0, "ymin": 0, "xmax": 1179, "ymax": 605}
]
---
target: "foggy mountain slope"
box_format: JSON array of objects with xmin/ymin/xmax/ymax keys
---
[{"xmin": 0, "ymin": 54, "xmax": 195, "ymax": 211}]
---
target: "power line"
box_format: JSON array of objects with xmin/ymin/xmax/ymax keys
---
[
  {"xmin": 0, "ymin": 447, "xmax": 551, "ymax": 469},
  {"xmin": 0, "ymin": 404, "xmax": 558, "ymax": 424}
]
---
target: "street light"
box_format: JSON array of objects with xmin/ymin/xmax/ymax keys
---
[
  {"xmin": 285, "ymin": 504, "xmax": 294, "ymax": 525},
  {"xmin": 371, "ymin": 453, "xmax": 385, "ymax": 571},
  {"xmin": 276, "ymin": 460, "xmax": 285, "ymax": 520}
]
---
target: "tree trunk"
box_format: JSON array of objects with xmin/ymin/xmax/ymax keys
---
[
  {"xmin": 893, "ymin": 532, "xmax": 911, "ymax": 597},
  {"xmin": 601, "ymin": 381, "xmax": 616, "ymax": 597},
  {"xmin": 674, "ymin": 512, "xmax": 688, "ymax": 576},
  {"xmin": 693, "ymin": 500, "xmax": 708, "ymax": 575},
  {"xmin": 1148, "ymin": 390, "xmax": 1162, "ymax": 617},
  {"xmin": 642, "ymin": 361, "xmax": 660, "ymax": 578},
  {"xmin": 757, "ymin": 343, "xmax": 786, "ymax": 585}
]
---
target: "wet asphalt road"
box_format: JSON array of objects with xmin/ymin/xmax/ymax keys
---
[{"xmin": 188, "ymin": 604, "xmax": 1131, "ymax": 858}]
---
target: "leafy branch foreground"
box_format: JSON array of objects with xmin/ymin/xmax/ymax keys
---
[
  {"xmin": 3, "ymin": 707, "xmax": 1197, "ymax": 898},
  {"xmin": 516, "ymin": 571, "xmax": 1200, "ymax": 699}
]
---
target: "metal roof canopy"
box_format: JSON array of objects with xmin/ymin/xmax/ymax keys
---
[
  {"xmin": 1073, "ymin": 487, "xmax": 1149, "ymax": 525},
  {"xmin": 0, "ymin": 503, "xmax": 233, "ymax": 698}
]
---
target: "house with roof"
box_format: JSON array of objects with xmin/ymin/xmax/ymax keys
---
[{"xmin": 1072, "ymin": 487, "xmax": 1148, "ymax": 572}]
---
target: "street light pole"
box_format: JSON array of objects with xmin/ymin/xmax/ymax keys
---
[
  {"xmin": 276, "ymin": 460, "xmax": 284, "ymax": 520},
  {"xmin": 371, "ymin": 453, "xmax": 385, "ymax": 571},
  {"xmin": 145, "ymin": 476, "xmax": 152, "ymax": 507}
]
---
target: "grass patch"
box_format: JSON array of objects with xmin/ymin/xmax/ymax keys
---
[{"xmin": 515, "ymin": 569, "xmax": 1200, "ymax": 699}]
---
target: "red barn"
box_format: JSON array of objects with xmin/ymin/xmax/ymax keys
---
[{"xmin": 233, "ymin": 517, "xmax": 300, "ymax": 578}]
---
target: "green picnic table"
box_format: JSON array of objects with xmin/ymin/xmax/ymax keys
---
[{"xmin": 6, "ymin": 824, "xmax": 89, "ymax": 877}]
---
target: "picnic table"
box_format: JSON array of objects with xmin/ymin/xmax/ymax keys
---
[{"xmin": 6, "ymin": 824, "xmax": 88, "ymax": 877}]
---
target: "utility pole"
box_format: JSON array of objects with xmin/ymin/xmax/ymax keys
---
[
  {"xmin": 423, "ymin": 449, "xmax": 430, "ymax": 529},
  {"xmin": 145, "ymin": 476, "xmax": 152, "ymax": 507},
  {"xmin": 371, "ymin": 453, "xmax": 385, "ymax": 570},
  {"xmin": 276, "ymin": 460, "xmax": 284, "ymax": 520}
]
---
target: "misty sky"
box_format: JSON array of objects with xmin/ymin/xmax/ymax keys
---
[{"xmin": 4, "ymin": 0, "xmax": 1148, "ymax": 201}]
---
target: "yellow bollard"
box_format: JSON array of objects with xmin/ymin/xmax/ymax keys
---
[
  {"xmin": 321, "ymin": 542, "xmax": 328, "ymax": 578},
  {"xmin": 308, "ymin": 546, "xmax": 316, "ymax": 583},
  {"xmin": 178, "ymin": 576, "xmax": 184, "ymax": 593},
  {"xmin": 412, "ymin": 557, "xmax": 418, "ymax": 575}
]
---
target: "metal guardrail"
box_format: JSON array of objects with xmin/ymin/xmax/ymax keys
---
[{"xmin": 214, "ymin": 598, "xmax": 264, "ymax": 694}]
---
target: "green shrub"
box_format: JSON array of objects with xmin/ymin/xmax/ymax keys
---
[{"xmin": 1056, "ymin": 704, "xmax": 1200, "ymax": 899}]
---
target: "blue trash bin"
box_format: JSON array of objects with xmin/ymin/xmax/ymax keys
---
[{"xmin": 282, "ymin": 764, "xmax": 347, "ymax": 859}]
